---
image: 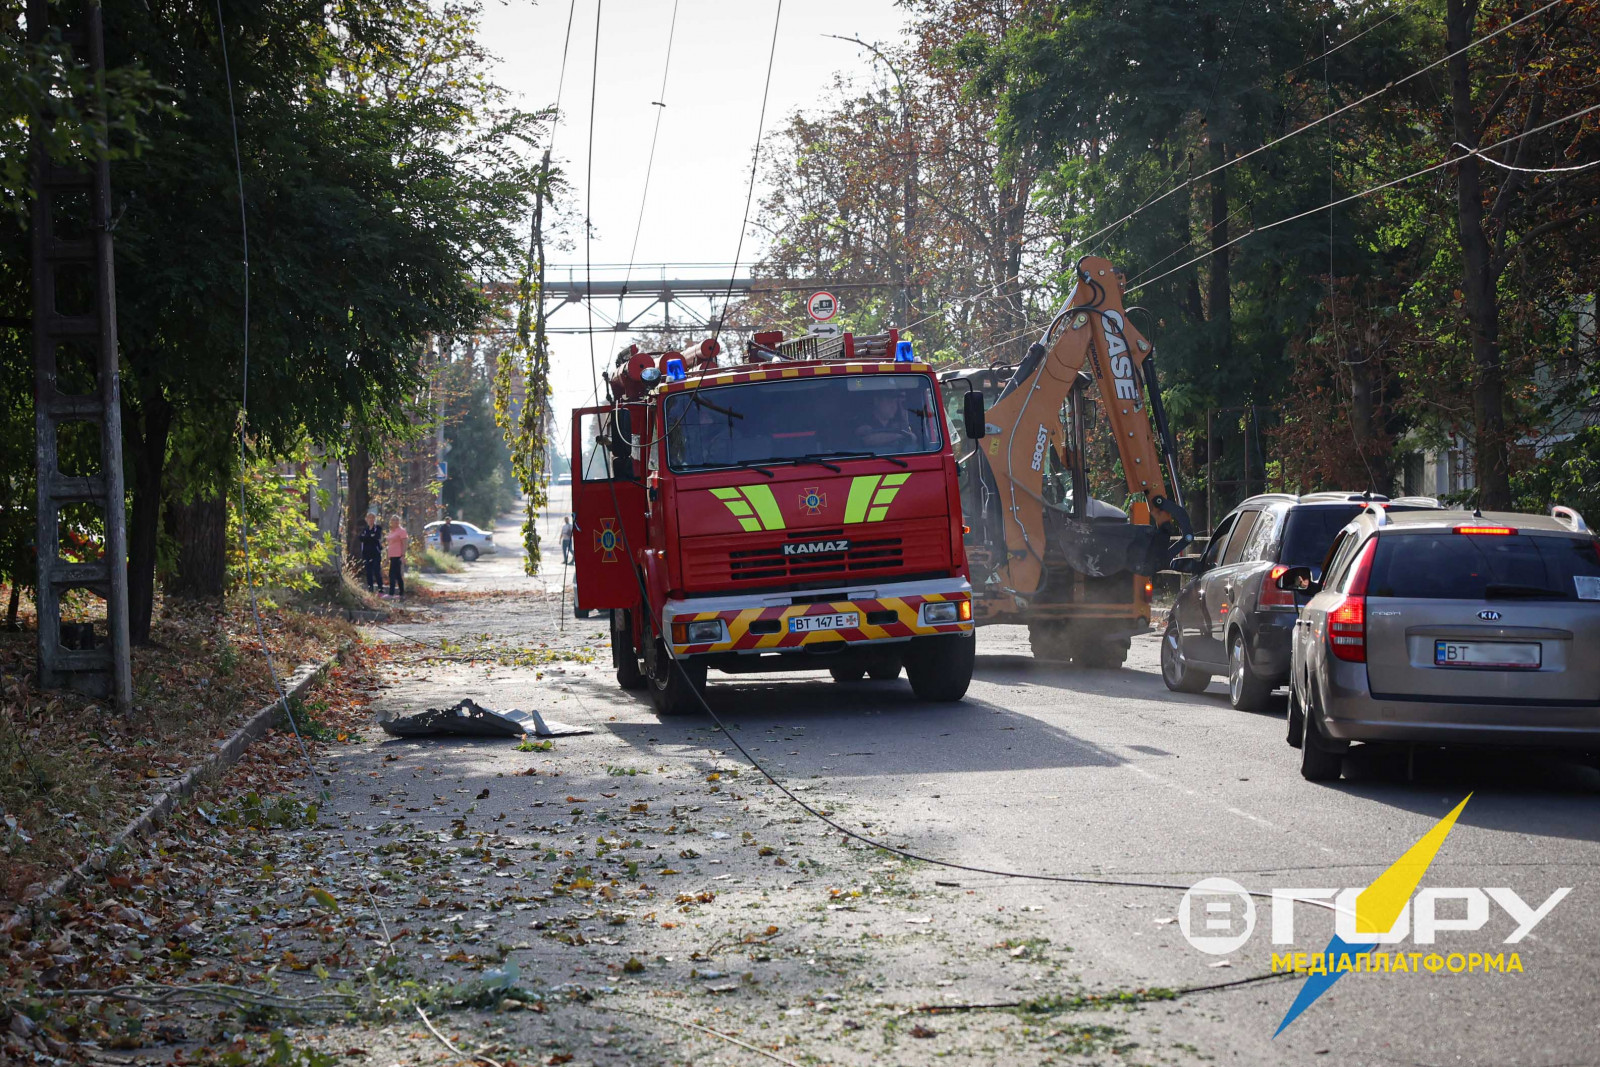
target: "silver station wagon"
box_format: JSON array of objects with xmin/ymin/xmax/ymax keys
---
[{"xmin": 1279, "ymin": 506, "xmax": 1600, "ymax": 780}]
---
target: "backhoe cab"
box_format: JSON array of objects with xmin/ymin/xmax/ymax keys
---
[{"xmin": 941, "ymin": 256, "xmax": 1193, "ymax": 667}]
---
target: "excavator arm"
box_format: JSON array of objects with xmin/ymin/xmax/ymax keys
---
[{"xmin": 977, "ymin": 255, "xmax": 1193, "ymax": 598}]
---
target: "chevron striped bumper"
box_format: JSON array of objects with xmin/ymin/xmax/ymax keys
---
[{"xmin": 665, "ymin": 576, "xmax": 972, "ymax": 657}]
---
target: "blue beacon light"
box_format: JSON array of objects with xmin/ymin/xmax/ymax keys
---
[
  {"xmin": 895, "ymin": 340, "xmax": 916, "ymax": 362},
  {"xmin": 663, "ymin": 357, "xmax": 687, "ymax": 382}
]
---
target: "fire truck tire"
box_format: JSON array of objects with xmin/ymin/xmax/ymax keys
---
[
  {"xmin": 648, "ymin": 644, "xmax": 707, "ymax": 716},
  {"xmin": 612, "ymin": 610, "xmax": 647, "ymax": 690},
  {"xmin": 829, "ymin": 667, "xmax": 865, "ymax": 683},
  {"xmin": 905, "ymin": 634, "xmax": 974, "ymax": 702}
]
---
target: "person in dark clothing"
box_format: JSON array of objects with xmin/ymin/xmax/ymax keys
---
[
  {"xmin": 358, "ymin": 511, "xmax": 384, "ymax": 592},
  {"xmin": 440, "ymin": 514, "xmax": 453, "ymax": 555}
]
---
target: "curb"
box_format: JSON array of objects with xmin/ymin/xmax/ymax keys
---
[{"xmin": 43, "ymin": 640, "xmax": 353, "ymax": 902}]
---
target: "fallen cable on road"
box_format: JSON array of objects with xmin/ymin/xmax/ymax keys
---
[{"xmin": 598, "ymin": 1004, "xmax": 805, "ymax": 1067}]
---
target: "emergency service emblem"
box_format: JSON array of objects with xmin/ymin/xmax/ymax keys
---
[
  {"xmin": 593, "ymin": 517, "xmax": 621, "ymax": 563},
  {"xmin": 799, "ymin": 487, "xmax": 828, "ymax": 515}
]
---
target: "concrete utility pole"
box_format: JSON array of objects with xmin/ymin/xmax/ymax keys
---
[{"xmin": 29, "ymin": 0, "xmax": 132, "ymax": 712}]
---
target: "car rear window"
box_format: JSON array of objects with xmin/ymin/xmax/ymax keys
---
[
  {"xmin": 1367, "ymin": 531, "xmax": 1600, "ymax": 600},
  {"xmin": 1279, "ymin": 506, "xmax": 1363, "ymax": 568}
]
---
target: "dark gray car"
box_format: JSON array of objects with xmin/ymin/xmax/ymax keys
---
[
  {"xmin": 1161, "ymin": 492, "xmax": 1439, "ymax": 710},
  {"xmin": 1283, "ymin": 505, "xmax": 1600, "ymax": 781}
]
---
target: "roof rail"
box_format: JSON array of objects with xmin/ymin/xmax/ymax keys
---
[
  {"xmin": 1363, "ymin": 502, "xmax": 1388, "ymax": 527},
  {"xmin": 1551, "ymin": 505, "xmax": 1589, "ymax": 533},
  {"xmin": 1388, "ymin": 495, "xmax": 1441, "ymax": 508},
  {"xmin": 1302, "ymin": 490, "xmax": 1391, "ymax": 503},
  {"xmin": 1239, "ymin": 492, "xmax": 1299, "ymax": 506}
]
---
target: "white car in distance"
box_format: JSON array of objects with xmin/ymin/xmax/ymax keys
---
[{"xmin": 424, "ymin": 520, "xmax": 496, "ymax": 561}]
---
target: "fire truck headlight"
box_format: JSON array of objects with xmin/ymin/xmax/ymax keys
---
[
  {"xmin": 922, "ymin": 601, "xmax": 960, "ymax": 625},
  {"xmin": 680, "ymin": 619, "xmax": 724, "ymax": 645}
]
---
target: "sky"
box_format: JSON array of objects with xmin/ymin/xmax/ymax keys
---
[{"xmin": 475, "ymin": 0, "xmax": 915, "ymax": 440}]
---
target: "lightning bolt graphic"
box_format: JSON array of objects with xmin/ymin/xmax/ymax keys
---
[{"xmin": 1274, "ymin": 794, "xmax": 1473, "ymax": 1036}]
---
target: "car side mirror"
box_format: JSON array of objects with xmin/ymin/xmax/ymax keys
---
[
  {"xmin": 1277, "ymin": 566, "xmax": 1318, "ymax": 595},
  {"xmin": 962, "ymin": 390, "xmax": 986, "ymax": 440},
  {"xmin": 1167, "ymin": 556, "xmax": 1203, "ymax": 576}
]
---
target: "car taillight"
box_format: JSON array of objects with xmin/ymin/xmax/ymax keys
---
[
  {"xmin": 1326, "ymin": 537, "xmax": 1376, "ymax": 663},
  {"xmin": 1454, "ymin": 525, "xmax": 1516, "ymax": 535},
  {"xmin": 1258, "ymin": 564, "xmax": 1296, "ymax": 608},
  {"xmin": 1328, "ymin": 595, "xmax": 1367, "ymax": 662}
]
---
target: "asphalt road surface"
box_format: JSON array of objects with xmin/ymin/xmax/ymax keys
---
[{"xmin": 391, "ymin": 492, "xmax": 1599, "ymax": 1065}]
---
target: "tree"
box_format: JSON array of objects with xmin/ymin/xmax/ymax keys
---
[
  {"xmin": 85, "ymin": 0, "xmax": 538, "ymax": 639},
  {"xmin": 1441, "ymin": 0, "xmax": 1600, "ymax": 508}
]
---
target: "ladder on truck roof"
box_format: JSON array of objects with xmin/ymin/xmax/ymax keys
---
[{"xmin": 765, "ymin": 328, "xmax": 900, "ymax": 363}]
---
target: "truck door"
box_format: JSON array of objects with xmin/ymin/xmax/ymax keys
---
[{"xmin": 571, "ymin": 406, "xmax": 647, "ymax": 611}]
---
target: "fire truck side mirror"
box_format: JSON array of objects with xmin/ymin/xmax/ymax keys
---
[{"xmin": 962, "ymin": 391, "xmax": 986, "ymax": 440}]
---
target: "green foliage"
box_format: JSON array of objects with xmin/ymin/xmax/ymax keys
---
[
  {"xmin": 1513, "ymin": 427, "xmax": 1600, "ymax": 520},
  {"xmin": 230, "ymin": 451, "xmax": 332, "ymax": 592},
  {"xmin": 441, "ymin": 343, "xmax": 518, "ymax": 528}
]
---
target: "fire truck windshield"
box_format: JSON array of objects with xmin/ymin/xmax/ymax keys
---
[{"xmin": 665, "ymin": 373, "xmax": 944, "ymax": 472}]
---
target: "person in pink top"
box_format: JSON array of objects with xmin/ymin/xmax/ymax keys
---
[{"xmin": 385, "ymin": 514, "xmax": 409, "ymax": 597}]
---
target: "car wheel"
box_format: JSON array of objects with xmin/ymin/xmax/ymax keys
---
[
  {"xmin": 460, "ymin": 545, "xmax": 479, "ymax": 562},
  {"xmin": 647, "ymin": 640, "xmax": 707, "ymax": 716},
  {"xmin": 1299, "ymin": 687, "xmax": 1346, "ymax": 782},
  {"xmin": 1286, "ymin": 680, "xmax": 1305, "ymax": 749},
  {"xmin": 829, "ymin": 666, "xmax": 865, "ymax": 683},
  {"xmin": 1228, "ymin": 632, "xmax": 1272, "ymax": 711},
  {"xmin": 905, "ymin": 634, "xmax": 975, "ymax": 701},
  {"xmin": 1160, "ymin": 620, "xmax": 1209, "ymax": 693}
]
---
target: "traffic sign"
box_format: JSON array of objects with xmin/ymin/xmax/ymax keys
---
[
  {"xmin": 807, "ymin": 290, "xmax": 838, "ymax": 321},
  {"xmin": 436, "ymin": 460, "xmax": 448, "ymax": 480},
  {"xmin": 806, "ymin": 323, "xmax": 843, "ymax": 338}
]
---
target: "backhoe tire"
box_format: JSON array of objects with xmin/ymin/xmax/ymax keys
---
[
  {"xmin": 867, "ymin": 658, "xmax": 902, "ymax": 681},
  {"xmin": 1160, "ymin": 620, "xmax": 1210, "ymax": 694},
  {"xmin": 829, "ymin": 667, "xmax": 865, "ymax": 683},
  {"xmin": 612, "ymin": 610, "xmax": 647, "ymax": 691},
  {"xmin": 906, "ymin": 634, "xmax": 975, "ymax": 702},
  {"xmin": 1079, "ymin": 639, "xmax": 1130, "ymax": 670},
  {"xmin": 647, "ymin": 640, "xmax": 707, "ymax": 716},
  {"xmin": 1028, "ymin": 622, "xmax": 1071, "ymax": 663}
]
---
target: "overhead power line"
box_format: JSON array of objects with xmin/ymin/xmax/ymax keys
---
[
  {"xmin": 713, "ymin": 0, "xmax": 785, "ymax": 341},
  {"xmin": 1072, "ymin": 0, "xmax": 1568, "ymax": 258},
  {"xmin": 1126, "ymin": 100, "xmax": 1600, "ymax": 296},
  {"xmin": 620, "ymin": 0, "xmax": 681, "ymax": 299}
]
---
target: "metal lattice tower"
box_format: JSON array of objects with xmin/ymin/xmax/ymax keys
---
[{"xmin": 28, "ymin": 0, "xmax": 132, "ymax": 710}]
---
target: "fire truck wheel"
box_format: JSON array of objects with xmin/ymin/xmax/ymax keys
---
[
  {"xmin": 829, "ymin": 667, "xmax": 865, "ymax": 683},
  {"xmin": 905, "ymin": 634, "xmax": 974, "ymax": 702},
  {"xmin": 612, "ymin": 610, "xmax": 647, "ymax": 690},
  {"xmin": 648, "ymin": 643, "xmax": 707, "ymax": 716}
]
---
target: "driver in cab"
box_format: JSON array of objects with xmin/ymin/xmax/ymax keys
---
[{"xmin": 856, "ymin": 392, "xmax": 915, "ymax": 451}]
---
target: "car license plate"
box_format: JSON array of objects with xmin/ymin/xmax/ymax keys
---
[
  {"xmin": 1434, "ymin": 640, "xmax": 1541, "ymax": 669},
  {"xmin": 789, "ymin": 612, "xmax": 860, "ymax": 634}
]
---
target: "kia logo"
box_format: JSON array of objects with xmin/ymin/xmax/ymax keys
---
[{"xmin": 1478, "ymin": 609, "xmax": 1502, "ymax": 621}]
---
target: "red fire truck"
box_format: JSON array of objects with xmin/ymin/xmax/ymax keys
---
[{"xmin": 571, "ymin": 328, "xmax": 984, "ymax": 715}]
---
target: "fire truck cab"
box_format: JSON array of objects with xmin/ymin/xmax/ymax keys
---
[{"xmin": 571, "ymin": 328, "xmax": 977, "ymax": 715}]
